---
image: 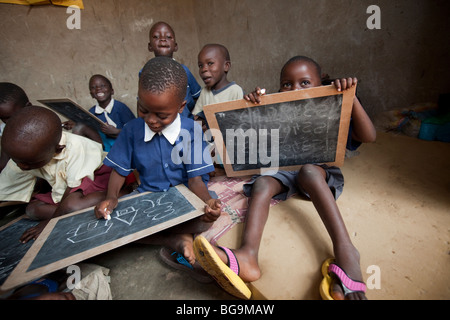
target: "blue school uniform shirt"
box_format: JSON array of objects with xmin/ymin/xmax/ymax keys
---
[
  {"xmin": 89, "ymin": 99, "xmax": 136, "ymax": 152},
  {"xmin": 104, "ymin": 114, "xmax": 214, "ymax": 193},
  {"xmin": 182, "ymin": 64, "xmax": 202, "ymax": 113},
  {"xmin": 139, "ymin": 63, "xmax": 201, "ymax": 119}
]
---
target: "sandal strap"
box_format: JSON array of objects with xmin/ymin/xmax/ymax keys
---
[
  {"xmin": 218, "ymin": 246, "xmax": 239, "ymax": 275},
  {"xmin": 328, "ymin": 263, "xmax": 366, "ymax": 293},
  {"xmin": 172, "ymin": 252, "xmax": 193, "ymax": 269}
]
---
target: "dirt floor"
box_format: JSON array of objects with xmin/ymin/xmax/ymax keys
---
[{"xmin": 1, "ymin": 131, "xmax": 449, "ymax": 300}]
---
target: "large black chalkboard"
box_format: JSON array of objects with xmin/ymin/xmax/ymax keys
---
[
  {"xmin": 38, "ymin": 98, "xmax": 104, "ymax": 131},
  {"xmin": 2, "ymin": 185, "xmax": 205, "ymax": 291},
  {"xmin": 0, "ymin": 217, "xmax": 38, "ymax": 288},
  {"xmin": 204, "ymin": 85, "xmax": 355, "ymax": 177}
]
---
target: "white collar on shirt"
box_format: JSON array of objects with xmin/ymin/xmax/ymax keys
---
[
  {"xmin": 94, "ymin": 98, "xmax": 115, "ymax": 115},
  {"xmin": 144, "ymin": 114, "xmax": 181, "ymax": 145},
  {"xmin": 94, "ymin": 98, "xmax": 117, "ymax": 127}
]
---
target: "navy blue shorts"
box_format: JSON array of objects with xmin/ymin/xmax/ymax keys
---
[{"xmin": 243, "ymin": 164, "xmax": 344, "ymax": 201}]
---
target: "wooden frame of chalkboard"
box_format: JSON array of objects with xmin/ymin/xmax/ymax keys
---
[
  {"xmin": 203, "ymin": 85, "xmax": 355, "ymax": 177},
  {"xmin": 38, "ymin": 98, "xmax": 105, "ymax": 131},
  {"xmin": 2, "ymin": 185, "xmax": 205, "ymax": 291}
]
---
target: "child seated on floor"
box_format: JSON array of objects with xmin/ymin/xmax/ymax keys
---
[
  {"xmin": 193, "ymin": 55, "xmax": 376, "ymax": 300},
  {"xmin": 94, "ymin": 56, "xmax": 222, "ymax": 267},
  {"xmin": 0, "ymin": 106, "xmax": 130, "ymax": 243},
  {"xmin": 0, "ymin": 82, "xmax": 32, "ymax": 172},
  {"xmin": 64, "ymin": 74, "xmax": 135, "ymax": 152},
  {"xmin": 145, "ymin": 21, "xmax": 202, "ymax": 119},
  {"xmin": 192, "ymin": 43, "xmax": 244, "ymax": 128}
]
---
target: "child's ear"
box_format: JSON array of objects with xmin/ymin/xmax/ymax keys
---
[
  {"xmin": 224, "ymin": 60, "xmax": 231, "ymax": 73},
  {"xmin": 174, "ymin": 41, "xmax": 179, "ymax": 53},
  {"xmin": 148, "ymin": 42, "xmax": 154, "ymax": 53},
  {"xmin": 178, "ymin": 100, "xmax": 187, "ymax": 114}
]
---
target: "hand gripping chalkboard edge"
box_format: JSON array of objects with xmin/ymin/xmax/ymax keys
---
[
  {"xmin": 203, "ymin": 85, "xmax": 356, "ymax": 177},
  {"xmin": 1, "ymin": 184, "xmax": 205, "ymax": 291}
]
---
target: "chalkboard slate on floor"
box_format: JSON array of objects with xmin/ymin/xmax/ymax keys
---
[
  {"xmin": 2, "ymin": 185, "xmax": 205, "ymax": 291},
  {"xmin": 0, "ymin": 216, "xmax": 38, "ymax": 289},
  {"xmin": 38, "ymin": 98, "xmax": 104, "ymax": 131},
  {"xmin": 203, "ymin": 85, "xmax": 355, "ymax": 177}
]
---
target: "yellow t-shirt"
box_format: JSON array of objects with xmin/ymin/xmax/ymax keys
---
[{"xmin": 0, "ymin": 132, "xmax": 105, "ymax": 204}]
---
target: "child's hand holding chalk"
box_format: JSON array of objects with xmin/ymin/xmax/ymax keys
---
[
  {"xmin": 94, "ymin": 199, "xmax": 118, "ymax": 220},
  {"xmin": 244, "ymin": 87, "xmax": 266, "ymax": 104}
]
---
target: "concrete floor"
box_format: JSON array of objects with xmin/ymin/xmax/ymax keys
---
[
  {"xmin": 87, "ymin": 243, "xmax": 237, "ymax": 300},
  {"xmin": 2, "ymin": 132, "xmax": 449, "ymax": 301},
  {"xmin": 0, "ymin": 204, "xmax": 237, "ymax": 300}
]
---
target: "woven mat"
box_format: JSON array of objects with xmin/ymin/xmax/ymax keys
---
[{"xmin": 199, "ymin": 175, "xmax": 281, "ymax": 244}]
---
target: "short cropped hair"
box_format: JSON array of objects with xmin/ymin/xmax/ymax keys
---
[
  {"xmin": 280, "ymin": 56, "xmax": 322, "ymax": 81},
  {"xmin": 2, "ymin": 106, "xmax": 62, "ymax": 155},
  {"xmin": 0, "ymin": 82, "xmax": 30, "ymax": 107},
  {"xmin": 139, "ymin": 56, "xmax": 187, "ymax": 102},
  {"xmin": 202, "ymin": 44, "xmax": 231, "ymax": 61},
  {"xmin": 89, "ymin": 74, "xmax": 113, "ymax": 89}
]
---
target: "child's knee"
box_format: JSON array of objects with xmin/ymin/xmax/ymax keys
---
[
  {"xmin": 25, "ymin": 203, "xmax": 42, "ymax": 221},
  {"xmin": 57, "ymin": 192, "xmax": 85, "ymax": 215},
  {"xmin": 297, "ymin": 164, "xmax": 325, "ymax": 187},
  {"xmin": 251, "ymin": 176, "xmax": 279, "ymax": 197},
  {"xmin": 25, "ymin": 201, "xmax": 55, "ymax": 220}
]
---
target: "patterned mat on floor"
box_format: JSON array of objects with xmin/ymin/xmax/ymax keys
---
[{"xmin": 199, "ymin": 175, "xmax": 281, "ymax": 244}]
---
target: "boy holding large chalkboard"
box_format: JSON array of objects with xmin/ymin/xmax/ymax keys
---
[
  {"xmin": 95, "ymin": 57, "xmax": 222, "ymax": 266},
  {"xmin": 194, "ymin": 56, "xmax": 376, "ymax": 300}
]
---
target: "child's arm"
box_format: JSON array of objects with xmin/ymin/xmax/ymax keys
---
[
  {"xmin": 333, "ymin": 77, "xmax": 376, "ymax": 143},
  {"xmin": 19, "ymin": 186, "xmax": 74, "ymax": 243},
  {"xmin": 100, "ymin": 123, "xmax": 121, "ymax": 138},
  {"xmin": 94, "ymin": 169, "xmax": 126, "ymax": 220},
  {"xmin": 188, "ymin": 176, "xmax": 222, "ymax": 223}
]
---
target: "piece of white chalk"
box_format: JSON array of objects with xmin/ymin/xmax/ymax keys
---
[{"xmin": 104, "ymin": 208, "xmax": 111, "ymax": 220}]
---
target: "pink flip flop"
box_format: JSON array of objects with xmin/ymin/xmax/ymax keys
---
[{"xmin": 328, "ymin": 262, "xmax": 366, "ymax": 297}]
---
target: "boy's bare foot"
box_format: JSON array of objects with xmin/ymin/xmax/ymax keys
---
[
  {"xmin": 211, "ymin": 246, "xmax": 261, "ymax": 282},
  {"xmin": 171, "ymin": 233, "xmax": 196, "ymax": 265}
]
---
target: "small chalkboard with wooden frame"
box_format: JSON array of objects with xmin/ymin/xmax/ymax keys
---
[
  {"xmin": 203, "ymin": 85, "xmax": 356, "ymax": 177},
  {"xmin": 1, "ymin": 185, "xmax": 205, "ymax": 291},
  {"xmin": 38, "ymin": 98, "xmax": 105, "ymax": 131}
]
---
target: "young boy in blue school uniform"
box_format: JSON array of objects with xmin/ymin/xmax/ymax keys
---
[
  {"xmin": 65, "ymin": 75, "xmax": 135, "ymax": 152},
  {"xmin": 95, "ymin": 57, "xmax": 221, "ymax": 266},
  {"xmin": 88, "ymin": 74, "xmax": 135, "ymax": 152}
]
